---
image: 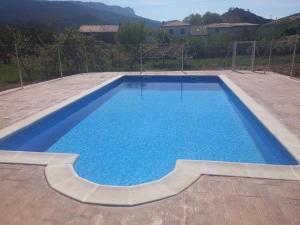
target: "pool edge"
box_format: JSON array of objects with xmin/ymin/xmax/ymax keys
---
[
  {"xmin": 0, "ymin": 75, "xmax": 124, "ymax": 140},
  {"xmin": 1, "ymin": 73, "xmax": 300, "ymax": 206},
  {"xmin": 1, "ymin": 150, "xmax": 300, "ymax": 206},
  {"xmin": 219, "ymin": 75, "xmax": 300, "ymax": 162}
]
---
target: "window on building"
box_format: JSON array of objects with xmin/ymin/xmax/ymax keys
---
[
  {"xmin": 180, "ymin": 28, "xmax": 185, "ymax": 35},
  {"xmin": 169, "ymin": 29, "xmax": 174, "ymax": 35}
]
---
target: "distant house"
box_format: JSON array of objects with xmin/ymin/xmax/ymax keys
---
[
  {"xmin": 160, "ymin": 20, "xmax": 191, "ymax": 38},
  {"xmin": 161, "ymin": 21, "xmax": 259, "ymax": 38},
  {"xmin": 79, "ymin": 25, "xmax": 119, "ymax": 43}
]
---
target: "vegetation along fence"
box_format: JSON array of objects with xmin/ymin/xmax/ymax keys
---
[{"xmin": 0, "ymin": 38, "xmax": 299, "ymax": 91}]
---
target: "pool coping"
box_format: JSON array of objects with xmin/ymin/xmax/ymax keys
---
[{"xmin": 0, "ymin": 74, "xmax": 300, "ymax": 206}]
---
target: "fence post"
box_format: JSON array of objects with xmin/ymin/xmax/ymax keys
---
[
  {"xmin": 267, "ymin": 40, "xmax": 273, "ymax": 71},
  {"xmin": 84, "ymin": 45, "xmax": 89, "ymax": 73},
  {"xmin": 14, "ymin": 43, "xmax": 23, "ymax": 88},
  {"xmin": 251, "ymin": 41, "xmax": 256, "ymax": 71},
  {"xmin": 57, "ymin": 44, "xmax": 63, "ymax": 78},
  {"xmin": 140, "ymin": 44, "xmax": 143, "ymax": 75},
  {"xmin": 181, "ymin": 44, "xmax": 184, "ymax": 72},
  {"xmin": 232, "ymin": 42, "xmax": 237, "ymax": 71},
  {"xmin": 290, "ymin": 38, "xmax": 298, "ymax": 76}
]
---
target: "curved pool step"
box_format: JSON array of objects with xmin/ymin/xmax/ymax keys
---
[
  {"xmin": 45, "ymin": 158, "xmax": 300, "ymax": 206},
  {"xmin": 1, "ymin": 151, "xmax": 299, "ymax": 206},
  {"xmin": 45, "ymin": 160, "xmax": 203, "ymax": 206}
]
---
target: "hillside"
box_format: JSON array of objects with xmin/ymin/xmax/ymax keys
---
[
  {"xmin": 222, "ymin": 8, "xmax": 271, "ymax": 25},
  {"xmin": 184, "ymin": 8, "xmax": 272, "ymax": 26},
  {"xmin": 259, "ymin": 12, "xmax": 300, "ymax": 38},
  {"xmin": 266, "ymin": 13, "xmax": 300, "ymax": 25},
  {"xmin": 0, "ymin": 0, "xmax": 160, "ymax": 28}
]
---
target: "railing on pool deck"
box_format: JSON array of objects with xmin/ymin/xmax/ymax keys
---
[{"xmin": 0, "ymin": 36, "xmax": 299, "ymax": 91}]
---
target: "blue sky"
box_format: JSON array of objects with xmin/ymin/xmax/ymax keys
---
[{"xmin": 84, "ymin": 0, "xmax": 300, "ymax": 21}]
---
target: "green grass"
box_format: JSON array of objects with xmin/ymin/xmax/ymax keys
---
[
  {"xmin": 0, "ymin": 63, "xmax": 19, "ymax": 84},
  {"xmin": 142, "ymin": 54, "xmax": 299, "ymax": 73}
]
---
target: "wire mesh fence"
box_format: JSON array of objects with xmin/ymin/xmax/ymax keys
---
[
  {"xmin": 142, "ymin": 43, "xmax": 182, "ymax": 71},
  {"xmin": 84, "ymin": 43, "xmax": 140, "ymax": 72},
  {"xmin": 234, "ymin": 41, "xmax": 256, "ymax": 71},
  {"xmin": 293, "ymin": 42, "xmax": 300, "ymax": 77},
  {"xmin": 269, "ymin": 39, "xmax": 300, "ymax": 77},
  {"xmin": 0, "ymin": 44, "xmax": 20, "ymax": 91},
  {"xmin": 253, "ymin": 41, "xmax": 271, "ymax": 72},
  {"xmin": 0, "ymin": 37, "xmax": 299, "ymax": 91},
  {"xmin": 231, "ymin": 39, "xmax": 299, "ymax": 76},
  {"xmin": 18, "ymin": 43, "xmax": 61, "ymax": 83},
  {"xmin": 185, "ymin": 43, "xmax": 232, "ymax": 71}
]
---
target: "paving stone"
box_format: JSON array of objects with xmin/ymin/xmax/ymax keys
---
[{"xmin": 0, "ymin": 71, "xmax": 300, "ymax": 224}]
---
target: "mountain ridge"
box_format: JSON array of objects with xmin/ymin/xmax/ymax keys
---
[
  {"xmin": 0, "ymin": 0, "xmax": 161, "ymax": 28},
  {"xmin": 222, "ymin": 8, "xmax": 272, "ymax": 25}
]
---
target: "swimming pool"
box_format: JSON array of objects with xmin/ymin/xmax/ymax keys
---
[{"xmin": 0, "ymin": 76, "xmax": 297, "ymax": 186}]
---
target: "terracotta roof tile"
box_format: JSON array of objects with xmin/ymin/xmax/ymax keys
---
[
  {"xmin": 79, "ymin": 25, "xmax": 119, "ymax": 33},
  {"xmin": 206, "ymin": 23, "xmax": 259, "ymax": 28},
  {"xmin": 161, "ymin": 20, "xmax": 190, "ymax": 27}
]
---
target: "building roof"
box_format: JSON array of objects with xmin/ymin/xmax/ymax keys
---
[
  {"xmin": 206, "ymin": 23, "xmax": 259, "ymax": 29},
  {"xmin": 79, "ymin": 25, "xmax": 119, "ymax": 33},
  {"xmin": 264, "ymin": 14, "xmax": 300, "ymax": 26},
  {"xmin": 161, "ymin": 20, "xmax": 190, "ymax": 27},
  {"xmin": 190, "ymin": 23, "xmax": 259, "ymax": 36},
  {"xmin": 161, "ymin": 21, "xmax": 258, "ymax": 33},
  {"xmin": 190, "ymin": 26, "xmax": 208, "ymax": 36}
]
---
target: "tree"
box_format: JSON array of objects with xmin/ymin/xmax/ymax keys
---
[
  {"xmin": 117, "ymin": 22, "xmax": 148, "ymax": 69},
  {"xmin": 117, "ymin": 22, "xmax": 148, "ymax": 47},
  {"xmin": 184, "ymin": 12, "xmax": 223, "ymax": 25},
  {"xmin": 208, "ymin": 32, "xmax": 233, "ymax": 51},
  {"xmin": 202, "ymin": 12, "xmax": 223, "ymax": 25},
  {"xmin": 187, "ymin": 36, "xmax": 207, "ymax": 58},
  {"xmin": 153, "ymin": 29, "xmax": 170, "ymax": 43},
  {"xmin": 184, "ymin": 14, "xmax": 202, "ymax": 25}
]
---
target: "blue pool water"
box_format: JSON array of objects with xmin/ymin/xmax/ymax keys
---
[{"xmin": 0, "ymin": 76, "xmax": 297, "ymax": 185}]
